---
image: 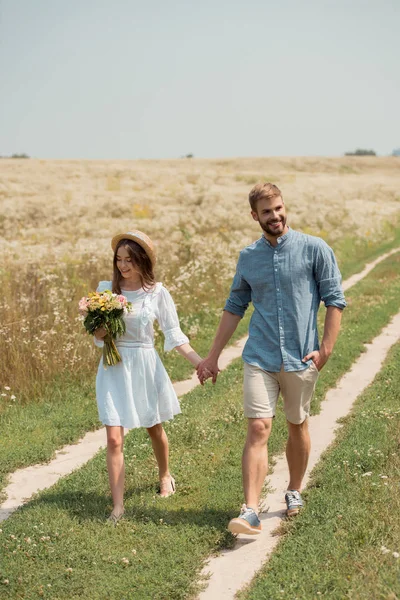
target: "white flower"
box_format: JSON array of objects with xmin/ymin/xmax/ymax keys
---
[
  {"xmin": 393, "ymin": 552, "xmax": 399, "ymax": 559},
  {"xmin": 381, "ymin": 546, "xmax": 390, "ymax": 554},
  {"xmin": 4, "ymin": 386, "xmax": 10, "ymax": 390}
]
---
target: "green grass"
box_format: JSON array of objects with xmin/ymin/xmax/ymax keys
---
[
  {"xmin": 312, "ymin": 252, "xmax": 400, "ymax": 414},
  {"xmin": 331, "ymin": 221, "xmax": 400, "ymax": 280},
  {"xmin": 238, "ymin": 341, "xmax": 400, "ymax": 600},
  {"xmin": 0, "ymin": 254, "xmax": 399, "ymax": 598},
  {"xmin": 0, "ymin": 363, "xmax": 248, "ymax": 599},
  {"xmin": 0, "ymin": 376, "xmax": 99, "ymax": 498}
]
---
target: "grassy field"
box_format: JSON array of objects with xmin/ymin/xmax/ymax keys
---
[
  {"xmin": 1, "ymin": 157, "xmax": 400, "ymax": 597},
  {"xmin": 1, "ymin": 157, "xmax": 400, "ymax": 492},
  {"xmin": 1, "ymin": 156, "xmax": 400, "ymax": 402},
  {"xmin": 0, "ymin": 251, "xmax": 399, "ymax": 599},
  {"xmin": 0, "ymin": 238, "xmax": 399, "ymax": 497}
]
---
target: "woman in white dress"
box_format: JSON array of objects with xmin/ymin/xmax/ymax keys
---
[{"xmin": 94, "ymin": 230, "xmax": 204, "ymax": 523}]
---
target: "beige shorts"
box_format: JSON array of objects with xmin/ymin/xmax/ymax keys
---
[{"xmin": 243, "ymin": 362, "xmax": 319, "ymax": 424}]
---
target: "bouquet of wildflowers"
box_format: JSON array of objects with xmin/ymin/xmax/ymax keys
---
[{"xmin": 79, "ymin": 290, "xmax": 133, "ymax": 366}]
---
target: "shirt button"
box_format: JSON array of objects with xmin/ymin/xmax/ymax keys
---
[
  {"xmin": 277, "ymin": 288, "xmax": 280, "ymax": 291},
  {"xmin": 275, "ymin": 269, "xmax": 277, "ymax": 272},
  {"xmin": 279, "ymin": 307, "xmax": 282, "ymax": 310}
]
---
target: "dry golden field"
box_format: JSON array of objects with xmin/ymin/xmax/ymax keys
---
[
  {"xmin": 1, "ymin": 156, "xmax": 399, "ymax": 400},
  {"xmin": 1, "ymin": 157, "xmax": 400, "ymax": 260}
]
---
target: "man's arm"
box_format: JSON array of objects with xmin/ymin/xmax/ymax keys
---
[
  {"xmin": 197, "ymin": 311, "xmax": 242, "ymax": 383},
  {"xmin": 303, "ymin": 306, "xmax": 343, "ymax": 370},
  {"xmin": 198, "ymin": 255, "xmax": 251, "ymax": 384}
]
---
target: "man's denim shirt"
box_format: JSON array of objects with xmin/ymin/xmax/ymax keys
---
[{"xmin": 224, "ymin": 228, "xmax": 346, "ymax": 372}]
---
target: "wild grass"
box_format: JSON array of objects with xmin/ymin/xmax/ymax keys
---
[
  {"xmin": 0, "ymin": 253, "xmax": 399, "ymax": 598},
  {"xmin": 1, "ymin": 156, "xmax": 400, "ymax": 406},
  {"xmin": 238, "ymin": 341, "xmax": 400, "ymax": 600}
]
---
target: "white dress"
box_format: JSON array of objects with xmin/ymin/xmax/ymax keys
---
[{"xmin": 94, "ymin": 281, "xmax": 189, "ymax": 429}]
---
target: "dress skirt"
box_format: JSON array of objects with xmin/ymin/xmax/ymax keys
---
[{"xmin": 96, "ymin": 343, "xmax": 181, "ymax": 429}]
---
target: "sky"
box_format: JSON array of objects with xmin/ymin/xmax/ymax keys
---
[{"xmin": 1, "ymin": 0, "xmax": 399, "ymax": 159}]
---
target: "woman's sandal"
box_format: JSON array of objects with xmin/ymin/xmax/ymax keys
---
[
  {"xmin": 107, "ymin": 508, "xmax": 125, "ymax": 525},
  {"xmin": 159, "ymin": 476, "xmax": 176, "ymax": 498}
]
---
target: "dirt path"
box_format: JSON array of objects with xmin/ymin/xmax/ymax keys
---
[{"xmin": 0, "ymin": 248, "xmax": 398, "ymax": 524}]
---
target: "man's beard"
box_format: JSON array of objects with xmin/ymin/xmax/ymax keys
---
[{"xmin": 260, "ymin": 216, "xmax": 287, "ymax": 237}]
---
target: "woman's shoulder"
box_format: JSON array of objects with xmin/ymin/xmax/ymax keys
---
[
  {"xmin": 148, "ymin": 282, "xmax": 164, "ymax": 298},
  {"xmin": 149, "ymin": 283, "xmax": 177, "ymax": 304},
  {"xmin": 97, "ymin": 280, "xmax": 112, "ymax": 292}
]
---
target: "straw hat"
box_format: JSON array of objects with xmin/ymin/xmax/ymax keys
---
[{"xmin": 111, "ymin": 230, "xmax": 156, "ymax": 266}]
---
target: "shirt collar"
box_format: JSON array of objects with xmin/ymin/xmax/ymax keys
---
[{"xmin": 261, "ymin": 226, "xmax": 292, "ymax": 248}]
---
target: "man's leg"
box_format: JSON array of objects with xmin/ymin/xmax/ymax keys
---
[
  {"xmin": 228, "ymin": 418, "xmax": 272, "ymax": 535},
  {"xmin": 280, "ymin": 364, "xmax": 318, "ymax": 515},
  {"xmin": 228, "ymin": 364, "xmax": 278, "ymax": 535},
  {"xmin": 243, "ymin": 417, "xmax": 273, "ymax": 509},
  {"xmin": 286, "ymin": 418, "xmax": 310, "ymax": 491}
]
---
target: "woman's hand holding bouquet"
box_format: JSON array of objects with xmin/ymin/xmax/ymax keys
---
[{"xmin": 79, "ymin": 290, "xmax": 133, "ymax": 366}]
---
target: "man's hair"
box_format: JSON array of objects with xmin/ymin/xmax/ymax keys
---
[{"xmin": 249, "ymin": 183, "xmax": 283, "ymax": 211}]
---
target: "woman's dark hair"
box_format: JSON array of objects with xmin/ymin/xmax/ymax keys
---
[{"xmin": 112, "ymin": 239, "xmax": 155, "ymax": 293}]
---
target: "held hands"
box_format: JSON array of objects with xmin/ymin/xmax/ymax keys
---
[{"xmin": 197, "ymin": 357, "xmax": 220, "ymax": 385}]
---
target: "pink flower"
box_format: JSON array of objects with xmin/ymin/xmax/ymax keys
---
[{"xmin": 118, "ymin": 295, "xmax": 128, "ymax": 307}]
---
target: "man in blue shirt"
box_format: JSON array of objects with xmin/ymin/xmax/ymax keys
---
[{"xmin": 197, "ymin": 183, "xmax": 346, "ymax": 534}]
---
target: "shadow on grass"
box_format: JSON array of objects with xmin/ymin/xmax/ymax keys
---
[{"xmin": 13, "ymin": 488, "xmax": 236, "ymax": 534}]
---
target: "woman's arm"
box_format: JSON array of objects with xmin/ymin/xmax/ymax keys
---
[{"xmin": 174, "ymin": 342, "xmax": 202, "ymax": 368}]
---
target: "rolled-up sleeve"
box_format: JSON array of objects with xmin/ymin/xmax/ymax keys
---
[
  {"xmin": 315, "ymin": 243, "xmax": 346, "ymax": 309},
  {"xmin": 224, "ymin": 261, "xmax": 252, "ymax": 317},
  {"xmin": 155, "ymin": 287, "xmax": 189, "ymax": 351}
]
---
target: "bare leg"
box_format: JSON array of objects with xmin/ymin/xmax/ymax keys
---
[
  {"xmin": 106, "ymin": 425, "xmax": 125, "ymax": 517},
  {"xmin": 242, "ymin": 418, "xmax": 272, "ymax": 510},
  {"xmin": 286, "ymin": 419, "xmax": 311, "ymax": 491},
  {"xmin": 146, "ymin": 423, "xmax": 173, "ymax": 496}
]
